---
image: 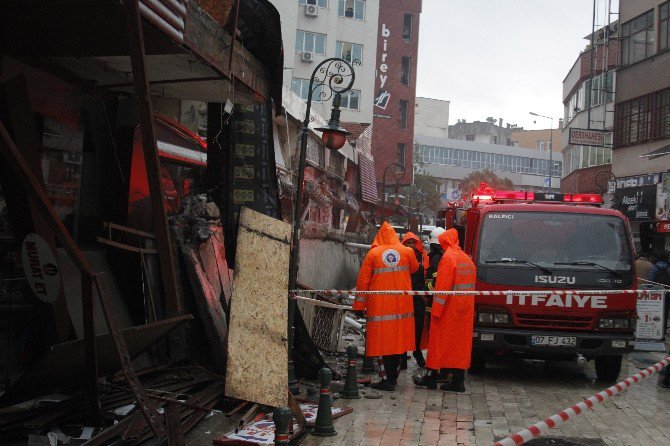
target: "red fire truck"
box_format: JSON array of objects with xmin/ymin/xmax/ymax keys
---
[{"xmin": 439, "ymin": 184, "xmax": 637, "ymax": 381}]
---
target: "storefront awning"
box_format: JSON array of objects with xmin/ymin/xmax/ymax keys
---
[{"xmin": 638, "ymin": 143, "xmax": 670, "ymax": 160}]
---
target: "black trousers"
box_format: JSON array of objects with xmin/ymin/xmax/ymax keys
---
[
  {"xmin": 382, "ymin": 354, "xmax": 403, "ymax": 382},
  {"xmin": 413, "ymin": 296, "xmax": 425, "ymax": 353}
]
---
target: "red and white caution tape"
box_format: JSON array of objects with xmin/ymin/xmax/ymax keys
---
[
  {"xmin": 492, "ymin": 356, "xmax": 670, "ymax": 446},
  {"xmin": 292, "ymin": 289, "xmax": 650, "ymax": 296},
  {"xmin": 292, "ymin": 294, "xmax": 352, "ymax": 310}
]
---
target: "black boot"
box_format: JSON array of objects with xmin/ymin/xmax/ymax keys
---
[
  {"xmin": 440, "ymin": 369, "xmax": 465, "ymax": 392},
  {"xmin": 661, "ymin": 369, "xmax": 670, "ymax": 389},
  {"xmin": 413, "ymin": 371, "xmax": 437, "ymax": 389},
  {"xmin": 413, "ymin": 350, "xmax": 426, "ymax": 368},
  {"xmin": 370, "ymin": 379, "xmax": 396, "ymax": 391}
]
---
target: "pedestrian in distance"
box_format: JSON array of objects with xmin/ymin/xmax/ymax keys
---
[
  {"xmin": 354, "ymin": 221, "xmax": 419, "ymax": 391},
  {"xmin": 635, "ymin": 252, "xmax": 654, "ymax": 283},
  {"xmin": 414, "ymin": 228, "xmax": 476, "ymax": 392},
  {"xmin": 401, "ymin": 231, "xmax": 429, "ymax": 368},
  {"xmin": 648, "ymin": 250, "xmax": 670, "ymax": 374},
  {"xmin": 648, "ymin": 250, "xmax": 670, "ymax": 285}
]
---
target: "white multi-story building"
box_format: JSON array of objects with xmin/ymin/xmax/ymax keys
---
[
  {"xmin": 270, "ymin": 0, "xmax": 379, "ymax": 124},
  {"xmin": 414, "ymin": 136, "xmax": 563, "ymax": 202}
]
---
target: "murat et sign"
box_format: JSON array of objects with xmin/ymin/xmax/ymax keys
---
[
  {"xmin": 569, "ymin": 128, "xmax": 605, "ymax": 147},
  {"xmin": 21, "ymin": 233, "xmax": 61, "ymax": 303}
]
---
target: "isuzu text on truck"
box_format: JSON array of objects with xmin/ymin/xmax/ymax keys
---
[{"xmin": 439, "ymin": 184, "xmax": 637, "ymax": 381}]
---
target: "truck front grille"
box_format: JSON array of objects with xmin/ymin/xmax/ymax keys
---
[{"xmin": 516, "ymin": 313, "xmax": 593, "ymax": 328}]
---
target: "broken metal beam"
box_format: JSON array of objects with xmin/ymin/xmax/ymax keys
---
[{"xmin": 123, "ymin": 0, "xmax": 181, "ymax": 318}]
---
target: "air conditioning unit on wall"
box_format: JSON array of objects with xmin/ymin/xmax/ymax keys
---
[
  {"xmin": 305, "ymin": 4, "xmax": 318, "ymax": 17},
  {"xmin": 302, "ymin": 51, "xmax": 314, "ymax": 62}
]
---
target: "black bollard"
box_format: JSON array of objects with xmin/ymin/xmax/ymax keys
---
[
  {"xmin": 273, "ymin": 407, "xmax": 292, "ymax": 445},
  {"xmin": 341, "ymin": 345, "xmax": 360, "ymax": 399},
  {"xmin": 312, "ymin": 368, "xmax": 337, "ymax": 436}
]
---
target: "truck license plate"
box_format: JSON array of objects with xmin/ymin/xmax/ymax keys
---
[{"xmin": 530, "ymin": 335, "xmax": 576, "ymax": 347}]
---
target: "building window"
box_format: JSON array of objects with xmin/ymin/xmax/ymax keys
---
[
  {"xmin": 403, "ymin": 14, "xmax": 413, "ymax": 43},
  {"xmin": 400, "ymin": 57, "xmax": 411, "ymax": 86},
  {"xmin": 306, "ymin": 137, "xmax": 325, "ymax": 168},
  {"xmin": 336, "ymin": 41, "xmax": 363, "ymax": 64},
  {"xmin": 338, "ymin": 0, "xmax": 365, "ymax": 19},
  {"xmin": 588, "ymin": 71, "xmax": 615, "ymax": 107},
  {"xmin": 620, "ymin": 9, "xmax": 655, "ymax": 66},
  {"xmin": 291, "ymin": 78, "xmax": 323, "ymax": 102},
  {"xmin": 614, "ymin": 87, "xmax": 670, "ymax": 147},
  {"xmin": 295, "ymin": 30, "xmax": 326, "ymax": 55},
  {"xmin": 300, "ymin": 0, "xmax": 328, "ymax": 7},
  {"xmin": 397, "ymin": 143, "xmax": 406, "ymax": 166},
  {"xmin": 328, "ymin": 151, "xmax": 345, "ymax": 178},
  {"xmin": 413, "ymin": 144, "xmax": 563, "ymax": 177},
  {"xmin": 340, "ymin": 89, "xmax": 360, "ymax": 110},
  {"xmin": 399, "ymin": 100, "xmax": 409, "ymax": 129},
  {"xmin": 465, "ymin": 134, "xmax": 475, "ymax": 141},
  {"xmin": 538, "ymin": 141, "xmax": 545, "ymax": 151},
  {"xmin": 661, "ymin": 1, "xmax": 670, "ymax": 52},
  {"xmin": 491, "ymin": 136, "xmax": 497, "ymax": 144}
]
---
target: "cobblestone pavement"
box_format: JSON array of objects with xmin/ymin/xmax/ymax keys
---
[{"xmin": 298, "ymin": 352, "xmax": 670, "ymax": 446}]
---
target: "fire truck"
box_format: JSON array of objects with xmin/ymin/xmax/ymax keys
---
[{"xmin": 439, "ymin": 183, "xmax": 637, "ymax": 381}]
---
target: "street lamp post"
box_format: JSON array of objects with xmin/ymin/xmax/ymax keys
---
[
  {"xmin": 380, "ymin": 162, "xmax": 405, "ymax": 221},
  {"xmin": 287, "ymin": 58, "xmax": 356, "ymax": 394},
  {"xmin": 529, "ymin": 112, "xmax": 554, "ymax": 192}
]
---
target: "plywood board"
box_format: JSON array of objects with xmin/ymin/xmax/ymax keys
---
[{"xmin": 225, "ymin": 207, "xmax": 290, "ymax": 407}]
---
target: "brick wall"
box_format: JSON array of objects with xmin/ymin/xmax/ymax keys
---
[{"xmin": 560, "ymin": 164, "xmax": 611, "ymax": 194}]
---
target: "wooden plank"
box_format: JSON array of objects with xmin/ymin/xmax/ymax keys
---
[
  {"xmin": 104, "ymin": 221, "xmax": 156, "ymax": 239},
  {"xmin": 96, "ymin": 236, "xmax": 159, "ymax": 254},
  {"xmin": 225, "ymin": 207, "xmax": 290, "ymax": 407},
  {"xmin": 181, "ymin": 245, "xmax": 228, "ymax": 372}
]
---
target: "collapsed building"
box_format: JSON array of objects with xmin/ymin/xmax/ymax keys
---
[{"xmin": 0, "ymin": 0, "xmax": 377, "ymax": 443}]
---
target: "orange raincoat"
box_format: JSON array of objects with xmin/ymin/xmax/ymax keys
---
[
  {"xmin": 354, "ymin": 222, "xmax": 419, "ymax": 356},
  {"xmin": 425, "ymin": 228, "xmax": 476, "ymax": 370}
]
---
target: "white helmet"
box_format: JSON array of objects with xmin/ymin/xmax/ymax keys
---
[{"xmin": 428, "ymin": 227, "xmax": 446, "ymax": 245}]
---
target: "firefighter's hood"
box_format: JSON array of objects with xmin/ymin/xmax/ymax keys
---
[
  {"xmin": 401, "ymin": 231, "xmax": 426, "ymax": 255},
  {"xmin": 372, "ymin": 222, "xmax": 400, "ymax": 247},
  {"xmin": 438, "ymin": 228, "xmax": 459, "ymax": 250}
]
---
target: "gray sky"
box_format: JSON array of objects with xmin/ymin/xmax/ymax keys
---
[{"xmin": 416, "ymin": 0, "xmax": 617, "ymax": 131}]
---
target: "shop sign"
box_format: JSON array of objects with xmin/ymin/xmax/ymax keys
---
[
  {"xmin": 635, "ymin": 291, "xmax": 665, "ymax": 342},
  {"xmin": 568, "ymin": 128, "xmax": 605, "ymax": 146},
  {"xmin": 21, "ymin": 233, "xmax": 61, "ymax": 303},
  {"xmin": 611, "ymin": 174, "xmax": 659, "ymax": 191},
  {"xmin": 374, "ymin": 24, "xmax": 392, "ymax": 111},
  {"xmin": 612, "ymin": 185, "xmax": 656, "ymax": 220},
  {"xmin": 657, "ymin": 221, "xmax": 670, "ymax": 232}
]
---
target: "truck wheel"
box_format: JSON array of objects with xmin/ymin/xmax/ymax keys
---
[
  {"xmin": 594, "ymin": 355, "xmax": 622, "ymax": 382},
  {"xmin": 469, "ymin": 350, "xmax": 486, "ymax": 374}
]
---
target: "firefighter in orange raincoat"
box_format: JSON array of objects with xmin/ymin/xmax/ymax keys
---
[
  {"xmin": 354, "ymin": 222, "xmax": 419, "ymax": 391},
  {"xmin": 414, "ymin": 228, "xmax": 476, "ymax": 392},
  {"xmin": 401, "ymin": 231, "xmax": 429, "ymax": 368}
]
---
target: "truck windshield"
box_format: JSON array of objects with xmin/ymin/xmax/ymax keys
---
[{"xmin": 477, "ymin": 211, "xmax": 633, "ymax": 272}]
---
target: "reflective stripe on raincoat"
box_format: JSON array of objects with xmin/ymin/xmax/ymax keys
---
[
  {"xmin": 354, "ymin": 222, "xmax": 419, "ymax": 356},
  {"xmin": 425, "ymin": 228, "xmax": 477, "ymax": 370}
]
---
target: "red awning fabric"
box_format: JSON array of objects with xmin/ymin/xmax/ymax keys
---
[{"xmin": 358, "ymin": 152, "xmax": 378, "ymax": 204}]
